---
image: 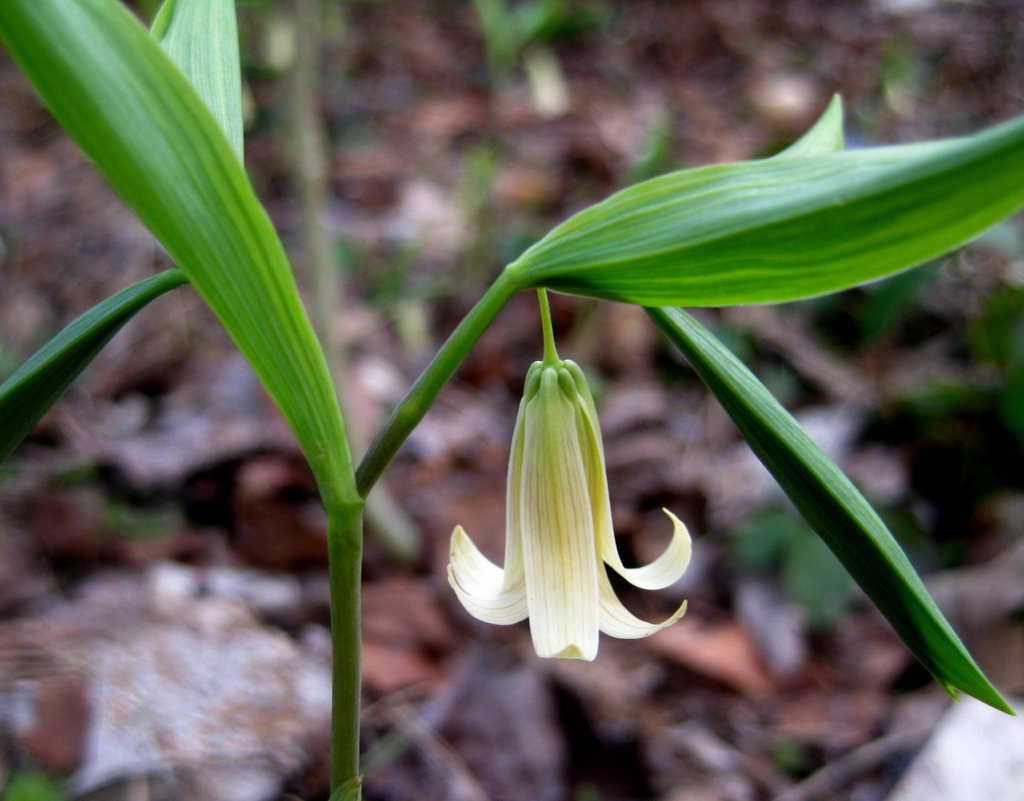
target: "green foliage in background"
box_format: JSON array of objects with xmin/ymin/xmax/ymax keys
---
[
  {"xmin": 472, "ymin": 0, "xmax": 605, "ymax": 79},
  {"xmin": 2, "ymin": 773, "xmax": 68, "ymax": 801},
  {"xmin": 732, "ymin": 508, "xmax": 854, "ymax": 628}
]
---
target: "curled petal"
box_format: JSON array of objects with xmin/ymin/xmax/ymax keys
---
[
  {"xmin": 449, "ymin": 526, "xmax": 527, "ymax": 625},
  {"xmin": 598, "ymin": 567, "xmax": 688, "ymax": 639},
  {"xmin": 602, "ymin": 509, "xmax": 692, "ymax": 591},
  {"xmin": 573, "ymin": 388, "xmax": 692, "ymax": 592}
]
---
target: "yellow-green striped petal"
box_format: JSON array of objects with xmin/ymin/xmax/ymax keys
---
[
  {"xmin": 448, "ymin": 524, "xmax": 528, "ymax": 626},
  {"xmin": 520, "ymin": 367, "xmax": 599, "ymax": 660}
]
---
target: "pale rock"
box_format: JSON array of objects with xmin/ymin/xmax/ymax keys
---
[{"xmin": 885, "ymin": 697, "xmax": 1024, "ymax": 801}]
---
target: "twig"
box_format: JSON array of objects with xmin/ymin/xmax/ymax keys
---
[
  {"xmin": 290, "ymin": 0, "xmax": 419, "ymax": 563},
  {"xmin": 772, "ymin": 726, "xmax": 931, "ymax": 801},
  {"xmin": 383, "ymin": 703, "xmax": 493, "ymax": 801}
]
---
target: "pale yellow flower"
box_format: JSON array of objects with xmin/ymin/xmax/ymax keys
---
[{"xmin": 448, "ymin": 356, "xmax": 691, "ymax": 660}]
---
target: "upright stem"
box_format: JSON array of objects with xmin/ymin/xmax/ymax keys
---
[
  {"xmin": 356, "ymin": 269, "xmax": 521, "ymax": 496},
  {"xmin": 289, "ymin": 8, "xmax": 365, "ymax": 793},
  {"xmin": 327, "ymin": 501, "xmax": 364, "ymax": 796}
]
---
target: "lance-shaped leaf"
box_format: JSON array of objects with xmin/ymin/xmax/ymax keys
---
[
  {"xmin": 775, "ymin": 94, "xmax": 844, "ymax": 158},
  {"xmin": 0, "ymin": 0, "xmax": 356, "ymax": 507},
  {"xmin": 0, "ymin": 269, "xmax": 188, "ymax": 464},
  {"xmin": 509, "ymin": 114, "xmax": 1024, "ymax": 306},
  {"xmin": 647, "ymin": 306, "xmax": 1013, "ymax": 714},
  {"xmin": 152, "ymin": 0, "xmax": 244, "ymax": 162}
]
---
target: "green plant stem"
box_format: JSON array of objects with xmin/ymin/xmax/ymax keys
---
[
  {"xmin": 326, "ymin": 500, "xmax": 365, "ymax": 795},
  {"xmin": 537, "ymin": 288, "xmax": 560, "ymax": 365},
  {"xmin": 290, "ymin": 14, "xmax": 365, "ymax": 757},
  {"xmin": 356, "ymin": 269, "xmax": 521, "ymax": 496}
]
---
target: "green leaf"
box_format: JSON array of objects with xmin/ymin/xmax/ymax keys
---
[
  {"xmin": 152, "ymin": 0, "xmax": 244, "ymax": 162},
  {"xmin": 0, "ymin": 270, "xmax": 188, "ymax": 464},
  {"xmin": 0, "ymin": 0, "xmax": 355, "ymax": 508},
  {"xmin": 648, "ymin": 306, "xmax": 1013, "ymax": 714},
  {"xmin": 775, "ymin": 94, "xmax": 844, "ymax": 158},
  {"xmin": 510, "ymin": 114, "xmax": 1024, "ymax": 306}
]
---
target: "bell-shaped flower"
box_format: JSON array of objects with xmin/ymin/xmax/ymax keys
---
[{"xmin": 448, "ymin": 355, "xmax": 691, "ymax": 660}]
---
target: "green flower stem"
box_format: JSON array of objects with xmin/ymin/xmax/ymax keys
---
[
  {"xmin": 537, "ymin": 288, "xmax": 560, "ymax": 365},
  {"xmin": 326, "ymin": 500, "xmax": 365, "ymax": 794},
  {"xmin": 356, "ymin": 269, "xmax": 522, "ymax": 497}
]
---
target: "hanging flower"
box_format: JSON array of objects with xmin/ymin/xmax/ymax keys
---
[{"xmin": 448, "ymin": 298, "xmax": 691, "ymax": 660}]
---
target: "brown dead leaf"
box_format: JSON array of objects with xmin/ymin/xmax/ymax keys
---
[
  {"xmin": 646, "ymin": 618, "xmax": 774, "ymax": 697},
  {"xmin": 362, "ymin": 577, "xmax": 456, "ymax": 649},
  {"xmin": 19, "ymin": 673, "xmax": 90, "ymax": 775},
  {"xmin": 232, "ymin": 456, "xmax": 328, "ymax": 569},
  {"xmin": 362, "ymin": 640, "xmax": 447, "ymax": 695},
  {"xmin": 361, "ymin": 577, "xmax": 456, "ymax": 694},
  {"xmin": 30, "ymin": 486, "xmax": 109, "ymax": 563},
  {"xmin": 773, "ymin": 687, "xmax": 891, "ymax": 750}
]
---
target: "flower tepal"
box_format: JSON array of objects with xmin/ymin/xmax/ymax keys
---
[{"xmin": 448, "ymin": 351, "xmax": 692, "ymax": 660}]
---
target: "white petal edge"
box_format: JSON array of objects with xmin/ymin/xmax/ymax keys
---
[
  {"xmin": 449, "ymin": 524, "xmax": 523, "ymax": 594},
  {"xmin": 598, "ymin": 567, "xmax": 688, "ymax": 639},
  {"xmin": 449, "ymin": 527, "xmax": 528, "ymax": 625},
  {"xmin": 603, "ymin": 509, "xmax": 692, "ymax": 591}
]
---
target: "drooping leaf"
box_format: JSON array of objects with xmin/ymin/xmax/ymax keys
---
[
  {"xmin": 0, "ymin": 270, "xmax": 188, "ymax": 464},
  {"xmin": 0, "ymin": 0, "xmax": 355, "ymax": 507},
  {"xmin": 647, "ymin": 305, "xmax": 1013, "ymax": 714},
  {"xmin": 510, "ymin": 114, "xmax": 1024, "ymax": 306},
  {"xmin": 152, "ymin": 0, "xmax": 244, "ymax": 161}
]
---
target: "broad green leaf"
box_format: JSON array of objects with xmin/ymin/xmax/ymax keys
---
[
  {"xmin": 647, "ymin": 306, "xmax": 1013, "ymax": 714},
  {"xmin": 510, "ymin": 114, "xmax": 1024, "ymax": 306},
  {"xmin": 0, "ymin": 0, "xmax": 355, "ymax": 508},
  {"xmin": 152, "ymin": 0, "xmax": 244, "ymax": 162},
  {"xmin": 0, "ymin": 270, "xmax": 188, "ymax": 464},
  {"xmin": 775, "ymin": 94, "xmax": 844, "ymax": 158}
]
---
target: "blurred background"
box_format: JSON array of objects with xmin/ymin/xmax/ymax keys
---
[{"xmin": 2, "ymin": 1, "xmax": 1024, "ymax": 800}]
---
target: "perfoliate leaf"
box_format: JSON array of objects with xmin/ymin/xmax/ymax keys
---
[
  {"xmin": 648, "ymin": 306, "xmax": 1013, "ymax": 714},
  {"xmin": 510, "ymin": 114, "xmax": 1024, "ymax": 306},
  {"xmin": 0, "ymin": 0, "xmax": 356, "ymax": 507},
  {"xmin": 0, "ymin": 270, "xmax": 188, "ymax": 464},
  {"xmin": 152, "ymin": 0, "xmax": 244, "ymax": 162}
]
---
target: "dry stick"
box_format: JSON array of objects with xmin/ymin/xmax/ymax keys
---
[
  {"xmin": 290, "ymin": 0, "xmax": 418, "ymax": 563},
  {"xmin": 727, "ymin": 305, "xmax": 871, "ymax": 408},
  {"xmin": 772, "ymin": 726, "xmax": 932, "ymax": 801},
  {"xmin": 388, "ymin": 704, "xmax": 493, "ymax": 801}
]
